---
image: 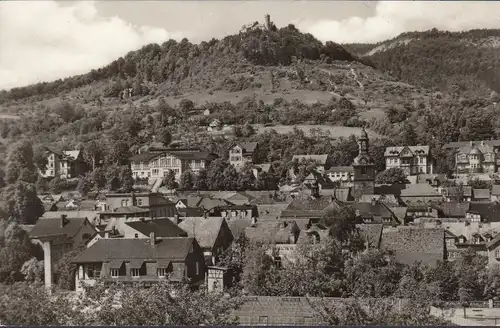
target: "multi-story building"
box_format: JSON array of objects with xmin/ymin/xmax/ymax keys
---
[
  {"xmin": 40, "ymin": 149, "xmax": 88, "ymax": 179},
  {"xmin": 454, "ymin": 141, "xmax": 499, "ymax": 174},
  {"xmin": 384, "ymin": 145, "xmax": 433, "ymax": 175},
  {"xmin": 129, "ymin": 151, "xmax": 218, "ymax": 182},
  {"xmin": 229, "ymin": 142, "xmax": 259, "ymax": 168},
  {"xmin": 101, "ymin": 192, "xmax": 177, "ymax": 219}
]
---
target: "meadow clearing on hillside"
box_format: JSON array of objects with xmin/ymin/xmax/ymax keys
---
[{"xmin": 253, "ymin": 124, "xmax": 384, "ymax": 139}]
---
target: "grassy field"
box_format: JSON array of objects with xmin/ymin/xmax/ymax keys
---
[{"xmin": 253, "ymin": 124, "xmax": 384, "ymax": 139}]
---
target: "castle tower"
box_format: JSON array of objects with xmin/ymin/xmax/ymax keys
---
[
  {"xmin": 352, "ymin": 127, "xmax": 375, "ymax": 199},
  {"xmin": 264, "ymin": 14, "xmax": 271, "ymax": 30}
]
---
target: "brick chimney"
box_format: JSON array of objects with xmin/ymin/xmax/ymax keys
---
[
  {"xmin": 150, "ymin": 232, "xmax": 156, "ymax": 246},
  {"xmin": 173, "ymin": 214, "xmax": 180, "ymax": 225},
  {"xmin": 60, "ymin": 214, "xmax": 67, "ymax": 228}
]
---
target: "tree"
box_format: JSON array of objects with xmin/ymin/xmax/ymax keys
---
[
  {"xmin": 400, "ymin": 123, "xmax": 418, "ymax": 146},
  {"xmin": 82, "ymin": 140, "xmax": 103, "ymax": 171},
  {"xmin": 179, "ymin": 171, "xmax": 194, "ymax": 190},
  {"xmin": 0, "ymin": 182, "xmax": 44, "ymax": 224},
  {"xmin": 468, "ymin": 178, "xmax": 491, "ymax": 190},
  {"xmin": 53, "ymin": 246, "xmax": 85, "ymax": 290},
  {"xmin": 163, "ymin": 170, "xmax": 178, "ymax": 189},
  {"xmin": 193, "ymin": 169, "xmax": 208, "ymax": 190},
  {"xmin": 118, "ymin": 166, "xmax": 134, "ymax": 192},
  {"xmin": 160, "ymin": 128, "xmax": 172, "ymax": 147},
  {"xmin": 5, "ymin": 140, "xmax": 38, "ymax": 184},
  {"xmin": 222, "ymin": 165, "xmax": 239, "ymax": 190},
  {"xmin": 237, "ymin": 165, "xmax": 256, "ymax": 191},
  {"xmin": 20, "ymin": 257, "xmax": 44, "ymax": 283},
  {"xmin": 375, "ymin": 168, "xmax": 408, "ymax": 184}
]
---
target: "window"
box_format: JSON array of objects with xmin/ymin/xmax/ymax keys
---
[
  {"xmin": 419, "ymin": 167, "xmax": 424, "ymax": 173},
  {"xmin": 157, "ymin": 268, "xmax": 167, "ymax": 277},
  {"xmin": 110, "ymin": 269, "xmax": 119, "ymax": 278},
  {"xmin": 131, "ymin": 268, "xmax": 140, "ymax": 277},
  {"xmin": 495, "ymin": 249, "xmax": 500, "ymax": 259},
  {"xmin": 134, "ymin": 233, "xmax": 138, "ymax": 238},
  {"xmin": 152, "ymin": 169, "xmax": 159, "ymax": 175},
  {"xmin": 195, "ymin": 262, "xmax": 200, "ymax": 275},
  {"xmin": 258, "ymin": 316, "xmax": 268, "ymax": 325},
  {"xmin": 274, "ymin": 256, "xmax": 282, "ymax": 268},
  {"xmin": 360, "ymin": 167, "xmax": 366, "ymax": 174},
  {"xmin": 137, "ymin": 199, "xmax": 143, "ymax": 206},
  {"xmin": 50, "ymin": 170, "xmax": 54, "ymax": 175},
  {"xmin": 419, "ymin": 157, "xmax": 424, "ymax": 164},
  {"xmin": 121, "ymin": 199, "xmax": 129, "ymax": 207}
]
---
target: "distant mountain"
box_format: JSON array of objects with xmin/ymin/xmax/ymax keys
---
[{"xmin": 344, "ymin": 28, "xmax": 500, "ymax": 97}]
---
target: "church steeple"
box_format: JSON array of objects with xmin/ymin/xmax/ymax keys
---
[{"xmin": 352, "ymin": 127, "xmax": 375, "ymax": 199}]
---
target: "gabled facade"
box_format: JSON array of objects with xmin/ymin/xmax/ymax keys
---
[
  {"xmin": 455, "ymin": 141, "xmax": 499, "ymax": 174},
  {"xmin": 385, "ymin": 145, "xmax": 433, "ymax": 175},
  {"xmin": 40, "ymin": 149, "xmax": 88, "ymax": 179},
  {"xmin": 129, "ymin": 151, "xmax": 217, "ymax": 182},
  {"xmin": 229, "ymin": 142, "xmax": 259, "ymax": 168}
]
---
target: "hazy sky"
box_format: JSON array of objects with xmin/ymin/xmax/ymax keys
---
[{"xmin": 1, "ymin": 1, "xmax": 499, "ymax": 90}]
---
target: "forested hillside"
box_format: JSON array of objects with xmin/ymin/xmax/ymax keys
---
[{"xmin": 344, "ymin": 28, "xmax": 500, "ymax": 97}]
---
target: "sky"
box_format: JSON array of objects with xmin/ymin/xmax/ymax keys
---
[{"xmin": 1, "ymin": 1, "xmax": 500, "ymax": 91}]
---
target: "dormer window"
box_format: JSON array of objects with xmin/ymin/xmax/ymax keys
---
[
  {"xmin": 459, "ymin": 237, "xmax": 467, "ymax": 244},
  {"xmin": 363, "ymin": 217, "xmax": 373, "ymax": 223}
]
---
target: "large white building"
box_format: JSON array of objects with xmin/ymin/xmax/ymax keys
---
[
  {"xmin": 384, "ymin": 145, "xmax": 433, "ymax": 175},
  {"xmin": 129, "ymin": 151, "xmax": 217, "ymax": 182}
]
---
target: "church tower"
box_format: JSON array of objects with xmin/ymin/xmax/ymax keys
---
[{"xmin": 352, "ymin": 127, "xmax": 375, "ymax": 199}]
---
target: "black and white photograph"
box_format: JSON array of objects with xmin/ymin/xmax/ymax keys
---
[{"xmin": 1, "ymin": 0, "xmax": 500, "ymax": 325}]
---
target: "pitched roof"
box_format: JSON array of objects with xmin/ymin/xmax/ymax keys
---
[
  {"xmin": 443, "ymin": 140, "xmax": 500, "ymax": 149},
  {"xmin": 380, "ymin": 226, "xmax": 445, "ymax": 266},
  {"xmin": 292, "ymin": 154, "xmax": 329, "ymax": 165},
  {"xmin": 235, "ymin": 142, "xmax": 258, "ymax": 154},
  {"xmin": 384, "ymin": 145, "xmax": 430, "ymax": 157},
  {"xmin": 400, "ymin": 184, "xmax": 441, "ymax": 197},
  {"xmin": 125, "ymin": 219, "xmax": 188, "ymax": 238},
  {"xmin": 43, "ymin": 210, "xmax": 100, "ymax": 224},
  {"xmin": 227, "ymin": 220, "xmax": 252, "ymax": 239},
  {"xmin": 468, "ymin": 202, "xmax": 500, "ymax": 222},
  {"xmin": 72, "ymin": 237, "xmax": 195, "ymax": 263},
  {"xmin": 103, "ymin": 206, "xmax": 150, "ymax": 214},
  {"xmin": 326, "ymin": 166, "xmax": 354, "ymax": 173},
  {"xmin": 351, "ymin": 202, "xmax": 398, "ymax": 223},
  {"xmin": 445, "ymin": 186, "xmax": 473, "ymax": 198},
  {"xmin": 30, "ymin": 217, "xmax": 91, "ymax": 239},
  {"xmin": 473, "ymin": 189, "xmax": 491, "ymax": 200},
  {"xmin": 281, "ymin": 197, "xmax": 345, "ymax": 218},
  {"xmin": 245, "ymin": 221, "xmax": 299, "ymax": 244},
  {"xmin": 63, "ymin": 150, "xmax": 81, "ymax": 160},
  {"xmin": 129, "ymin": 152, "xmax": 160, "ymax": 163},
  {"xmin": 177, "ymin": 207, "xmax": 204, "ymax": 217},
  {"xmin": 178, "ymin": 217, "xmax": 227, "ymax": 249},
  {"xmin": 255, "ymin": 163, "xmax": 272, "ymax": 173},
  {"xmin": 439, "ymin": 202, "xmax": 471, "ymax": 217}
]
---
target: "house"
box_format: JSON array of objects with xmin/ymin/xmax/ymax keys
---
[
  {"xmin": 43, "ymin": 210, "xmax": 100, "ymax": 226},
  {"xmin": 454, "ymin": 141, "xmax": 499, "ymax": 174},
  {"xmin": 325, "ymin": 166, "xmax": 354, "ymax": 183},
  {"xmin": 72, "ymin": 235, "xmax": 206, "ymax": 291},
  {"xmin": 229, "ymin": 142, "xmax": 259, "ymax": 168},
  {"xmin": 379, "ymin": 226, "xmax": 445, "ymax": 267},
  {"xmin": 40, "ymin": 148, "xmax": 87, "ymax": 179},
  {"xmin": 291, "ymin": 154, "xmax": 329, "ymax": 173},
  {"xmin": 220, "ymin": 204, "xmax": 257, "ymax": 220},
  {"xmin": 208, "ymin": 191, "xmax": 253, "ymax": 206},
  {"xmin": 129, "ymin": 151, "xmax": 217, "ymax": 182},
  {"xmin": 351, "ymin": 200, "xmax": 402, "ymax": 225},
  {"xmin": 399, "ymin": 184, "xmax": 442, "ymax": 204},
  {"xmin": 30, "ymin": 215, "xmax": 97, "ymax": 289},
  {"xmin": 245, "ymin": 220, "xmax": 301, "ymax": 263},
  {"xmin": 124, "ymin": 218, "xmax": 188, "ymax": 239},
  {"xmin": 177, "ymin": 217, "xmax": 234, "ymax": 266},
  {"xmin": 434, "ymin": 202, "xmax": 471, "ymax": 218},
  {"xmin": 279, "ymin": 190, "xmax": 345, "ymax": 220},
  {"xmin": 102, "ymin": 192, "xmax": 176, "ymax": 219},
  {"xmin": 465, "ymin": 202, "xmax": 500, "ymax": 223},
  {"xmin": 473, "ymin": 189, "xmax": 491, "ymax": 202},
  {"xmin": 384, "ymin": 145, "xmax": 433, "ymax": 175},
  {"xmin": 442, "ymin": 185, "xmax": 472, "ymax": 202}
]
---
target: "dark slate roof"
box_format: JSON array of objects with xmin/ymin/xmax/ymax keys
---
[
  {"xmin": 380, "ymin": 227, "xmax": 445, "ymax": 266},
  {"xmin": 400, "ymin": 184, "xmax": 441, "ymax": 197},
  {"xmin": 73, "ymin": 237, "xmax": 196, "ymax": 263},
  {"xmin": 357, "ymin": 224, "xmax": 383, "ymax": 248},
  {"xmin": 438, "ymin": 202, "xmax": 471, "ymax": 217},
  {"xmin": 30, "ymin": 217, "xmax": 90, "ymax": 239},
  {"xmin": 326, "ymin": 166, "xmax": 354, "ymax": 173},
  {"xmin": 125, "ymin": 219, "xmax": 188, "ymax": 238},
  {"xmin": 101, "ymin": 206, "xmax": 150, "ymax": 214},
  {"xmin": 468, "ymin": 202, "xmax": 500, "ymax": 222},
  {"xmin": 245, "ymin": 221, "xmax": 299, "ymax": 244},
  {"xmin": 129, "ymin": 152, "xmax": 160, "ymax": 163},
  {"xmin": 227, "ymin": 220, "xmax": 252, "ymax": 239},
  {"xmin": 236, "ymin": 142, "xmax": 258, "ymax": 154},
  {"xmin": 178, "ymin": 207, "xmax": 204, "ymax": 217},
  {"xmin": 169, "ymin": 151, "xmax": 216, "ymax": 161},
  {"xmin": 351, "ymin": 202, "xmax": 398, "ymax": 222},
  {"xmin": 178, "ymin": 217, "xmax": 228, "ymax": 249}
]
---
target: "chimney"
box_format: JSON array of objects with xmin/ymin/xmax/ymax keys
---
[
  {"xmin": 174, "ymin": 214, "xmax": 180, "ymax": 225},
  {"xmin": 470, "ymin": 141, "xmax": 473, "ymax": 147},
  {"xmin": 371, "ymin": 198, "xmax": 377, "ymax": 206},
  {"xmin": 251, "ymin": 217, "xmax": 257, "ymax": 226},
  {"xmin": 481, "ymin": 140, "xmax": 485, "ymax": 146},
  {"xmin": 104, "ymin": 232, "xmax": 109, "ymax": 239},
  {"xmin": 60, "ymin": 214, "xmax": 67, "ymax": 228},
  {"xmin": 150, "ymin": 232, "xmax": 156, "ymax": 246}
]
